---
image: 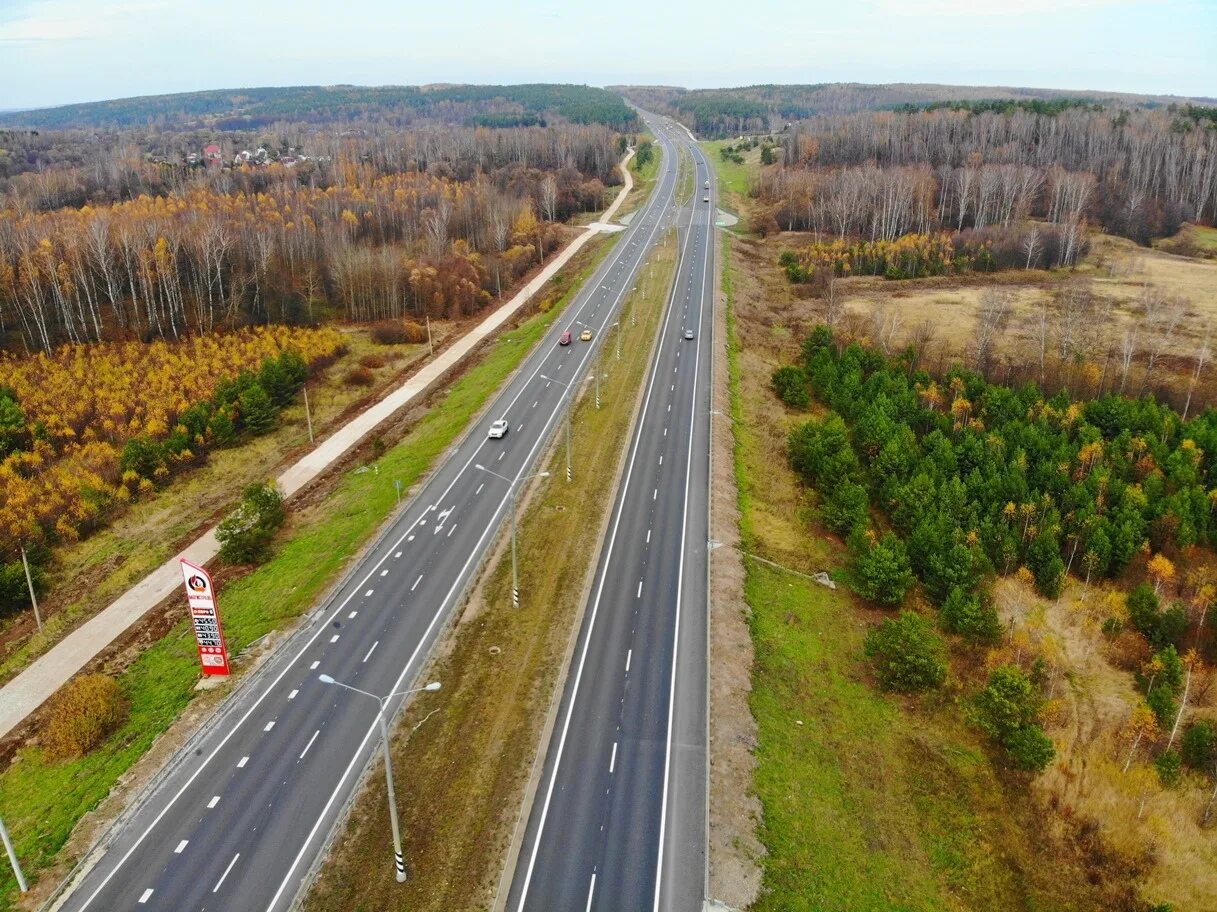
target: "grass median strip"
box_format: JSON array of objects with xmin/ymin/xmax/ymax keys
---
[
  {"xmin": 0, "ymin": 236, "xmax": 614, "ymax": 911},
  {"xmin": 304, "ymin": 230, "xmax": 678, "ymax": 912}
]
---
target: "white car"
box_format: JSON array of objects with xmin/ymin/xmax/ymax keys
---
[
  {"xmin": 683, "ymin": 329, "xmax": 695, "ymax": 340},
  {"xmin": 487, "ymin": 419, "xmax": 509, "ymax": 439}
]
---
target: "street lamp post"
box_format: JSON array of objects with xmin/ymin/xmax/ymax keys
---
[
  {"xmin": 316, "ymin": 675, "xmax": 442, "ymax": 883},
  {"xmin": 474, "ymin": 465, "xmax": 549, "ymax": 607},
  {"xmin": 541, "ymin": 372, "xmax": 592, "ymax": 482}
]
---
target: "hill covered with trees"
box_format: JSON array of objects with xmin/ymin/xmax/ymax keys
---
[
  {"xmin": 614, "ymin": 83, "xmax": 1215, "ymax": 138},
  {"xmin": 0, "ymin": 84, "xmax": 638, "ymax": 131}
]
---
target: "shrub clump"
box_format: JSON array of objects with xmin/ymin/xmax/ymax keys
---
[
  {"xmin": 42, "ymin": 673, "xmax": 127, "ymax": 761},
  {"xmin": 370, "ymin": 320, "xmax": 428, "ymax": 345},
  {"xmin": 344, "ymin": 366, "xmax": 376, "ymax": 387},
  {"xmin": 972, "ymin": 664, "xmax": 1056, "ymax": 773},
  {"xmin": 217, "ymin": 482, "xmax": 287, "ymax": 565},
  {"xmin": 771, "ymin": 365, "xmax": 810, "ymax": 409},
  {"xmin": 864, "ymin": 611, "xmax": 947, "ymax": 693}
]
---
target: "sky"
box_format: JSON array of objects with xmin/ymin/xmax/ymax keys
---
[{"xmin": 0, "ymin": 0, "xmax": 1213, "ymax": 110}]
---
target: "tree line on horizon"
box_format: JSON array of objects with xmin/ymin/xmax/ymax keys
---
[{"xmin": 751, "ymin": 105, "xmax": 1215, "ymax": 249}]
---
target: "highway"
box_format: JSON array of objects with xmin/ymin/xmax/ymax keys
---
[
  {"xmin": 52, "ymin": 115, "xmax": 686, "ymax": 912},
  {"xmin": 507, "ymin": 118, "xmax": 713, "ymax": 912}
]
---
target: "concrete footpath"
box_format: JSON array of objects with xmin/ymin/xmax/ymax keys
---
[{"xmin": 0, "ymin": 150, "xmax": 635, "ymax": 740}]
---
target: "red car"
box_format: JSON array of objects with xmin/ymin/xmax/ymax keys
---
[{"xmin": 559, "ymin": 330, "xmax": 572, "ymax": 345}]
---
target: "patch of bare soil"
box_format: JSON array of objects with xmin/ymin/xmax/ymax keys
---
[{"xmin": 707, "ymin": 234, "xmax": 763, "ymax": 909}]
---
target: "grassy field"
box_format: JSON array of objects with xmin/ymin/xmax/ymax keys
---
[
  {"xmin": 1155, "ymin": 222, "xmax": 1217, "ymax": 258},
  {"xmin": 0, "ymin": 237, "xmax": 616, "ymax": 911},
  {"xmin": 0, "ymin": 329, "xmax": 439, "ymax": 687},
  {"xmin": 701, "ymin": 139, "xmax": 759, "ymax": 205},
  {"xmin": 305, "ymin": 232, "xmax": 677, "ymax": 912},
  {"xmin": 724, "ymin": 233, "xmax": 1141, "ymax": 912}
]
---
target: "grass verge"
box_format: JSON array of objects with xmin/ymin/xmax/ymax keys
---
[
  {"xmin": 725, "ymin": 234, "xmax": 1135, "ymax": 912},
  {"xmin": 701, "ymin": 139, "xmax": 757, "ymax": 202},
  {"xmin": 304, "ymin": 232, "xmax": 677, "ymax": 912},
  {"xmin": 0, "ymin": 236, "xmax": 616, "ymax": 911}
]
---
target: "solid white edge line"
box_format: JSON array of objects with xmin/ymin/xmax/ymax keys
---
[
  {"xmin": 652, "ymin": 142, "xmax": 713, "ymax": 912},
  {"xmin": 515, "ymin": 134, "xmax": 691, "ymax": 911},
  {"xmin": 73, "ymin": 128, "xmax": 676, "ymax": 912},
  {"xmin": 263, "ymin": 138, "xmax": 679, "ymax": 912}
]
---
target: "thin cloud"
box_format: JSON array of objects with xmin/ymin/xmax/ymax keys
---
[{"xmin": 0, "ymin": 0, "xmax": 168, "ymax": 43}]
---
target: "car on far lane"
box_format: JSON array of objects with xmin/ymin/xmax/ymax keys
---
[
  {"xmin": 559, "ymin": 330, "xmax": 572, "ymax": 345},
  {"xmin": 580, "ymin": 328, "xmax": 593, "ymax": 342},
  {"xmin": 683, "ymin": 328, "xmax": 695, "ymax": 340},
  {"xmin": 488, "ymin": 419, "xmax": 509, "ymax": 439}
]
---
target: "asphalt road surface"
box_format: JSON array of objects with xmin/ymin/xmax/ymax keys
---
[
  {"xmin": 53, "ymin": 115, "xmax": 687, "ymax": 912},
  {"xmin": 507, "ymin": 119, "xmax": 713, "ymax": 912}
]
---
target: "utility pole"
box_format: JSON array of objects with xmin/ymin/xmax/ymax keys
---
[
  {"xmin": 425, "ymin": 315, "xmax": 433, "ymax": 356},
  {"xmin": 0, "ymin": 816, "xmax": 27, "ymax": 893},
  {"xmin": 303, "ymin": 385, "xmax": 314, "ymax": 444},
  {"xmin": 20, "ymin": 548, "xmax": 41, "ymax": 633}
]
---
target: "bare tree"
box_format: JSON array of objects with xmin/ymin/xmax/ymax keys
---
[{"xmin": 971, "ymin": 288, "xmax": 1013, "ymax": 376}]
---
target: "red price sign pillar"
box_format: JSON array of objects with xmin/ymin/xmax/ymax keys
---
[{"xmin": 180, "ymin": 559, "xmax": 231, "ymax": 676}]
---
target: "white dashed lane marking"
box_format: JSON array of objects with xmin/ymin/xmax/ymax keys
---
[
  {"xmin": 288, "ymin": 689, "xmax": 298, "ymax": 700},
  {"xmin": 174, "ymin": 840, "xmax": 188, "ymax": 853},
  {"xmin": 213, "ymin": 853, "xmax": 239, "ymax": 893},
  {"xmin": 237, "ymin": 756, "xmax": 248, "ymax": 768},
  {"xmin": 139, "ymin": 888, "xmax": 153, "ymax": 904},
  {"xmin": 300, "ymin": 730, "xmax": 320, "ymax": 760},
  {"xmin": 264, "ymin": 720, "xmax": 275, "ymax": 732},
  {"xmin": 207, "ymin": 795, "xmax": 220, "ymax": 809},
  {"xmin": 363, "ymin": 641, "xmax": 379, "ymax": 663},
  {"xmin": 412, "ymin": 574, "xmax": 423, "ymax": 591}
]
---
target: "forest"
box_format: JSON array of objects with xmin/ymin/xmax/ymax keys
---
[
  {"xmin": 0, "ymin": 84, "xmax": 638, "ymax": 132},
  {"xmin": 615, "ymin": 82, "xmax": 1209, "ymax": 137},
  {"xmin": 754, "ymin": 105, "xmax": 1216, "ymax": 247},
  {"xmin": 0, "ymin": 123, "xmax": 622, "ymax": 351},
  {"xmin": 781, "ymin": 326, "xmax": 1217, "ymax": 791},
  {"xmin": 0, "ymin": 325, "xmax": 345, "ymax": 614}
]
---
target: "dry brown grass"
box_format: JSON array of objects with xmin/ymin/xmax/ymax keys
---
[
  {"xmin": 993, "ymin": 574, "xmax": 1217, "ymax": 910},
  {"xmin": 735, "ymin": 226, "xmax": 1217, "ymax": 408},
  {"xmin": 726, "ymin": 235, "xmax": 1144, "ymax": 912},
  {"xmin": 304, "ymin": 236, "xmax": 677, "ymax": 912}
]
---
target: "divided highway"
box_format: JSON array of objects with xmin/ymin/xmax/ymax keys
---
[
  {"xmin": 507, "ymin": 119, "xmax": 713, "ymax": 912},
  {"xmin": 52, "ymin": 118, "xmax": 686, "ymax": 912}
]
